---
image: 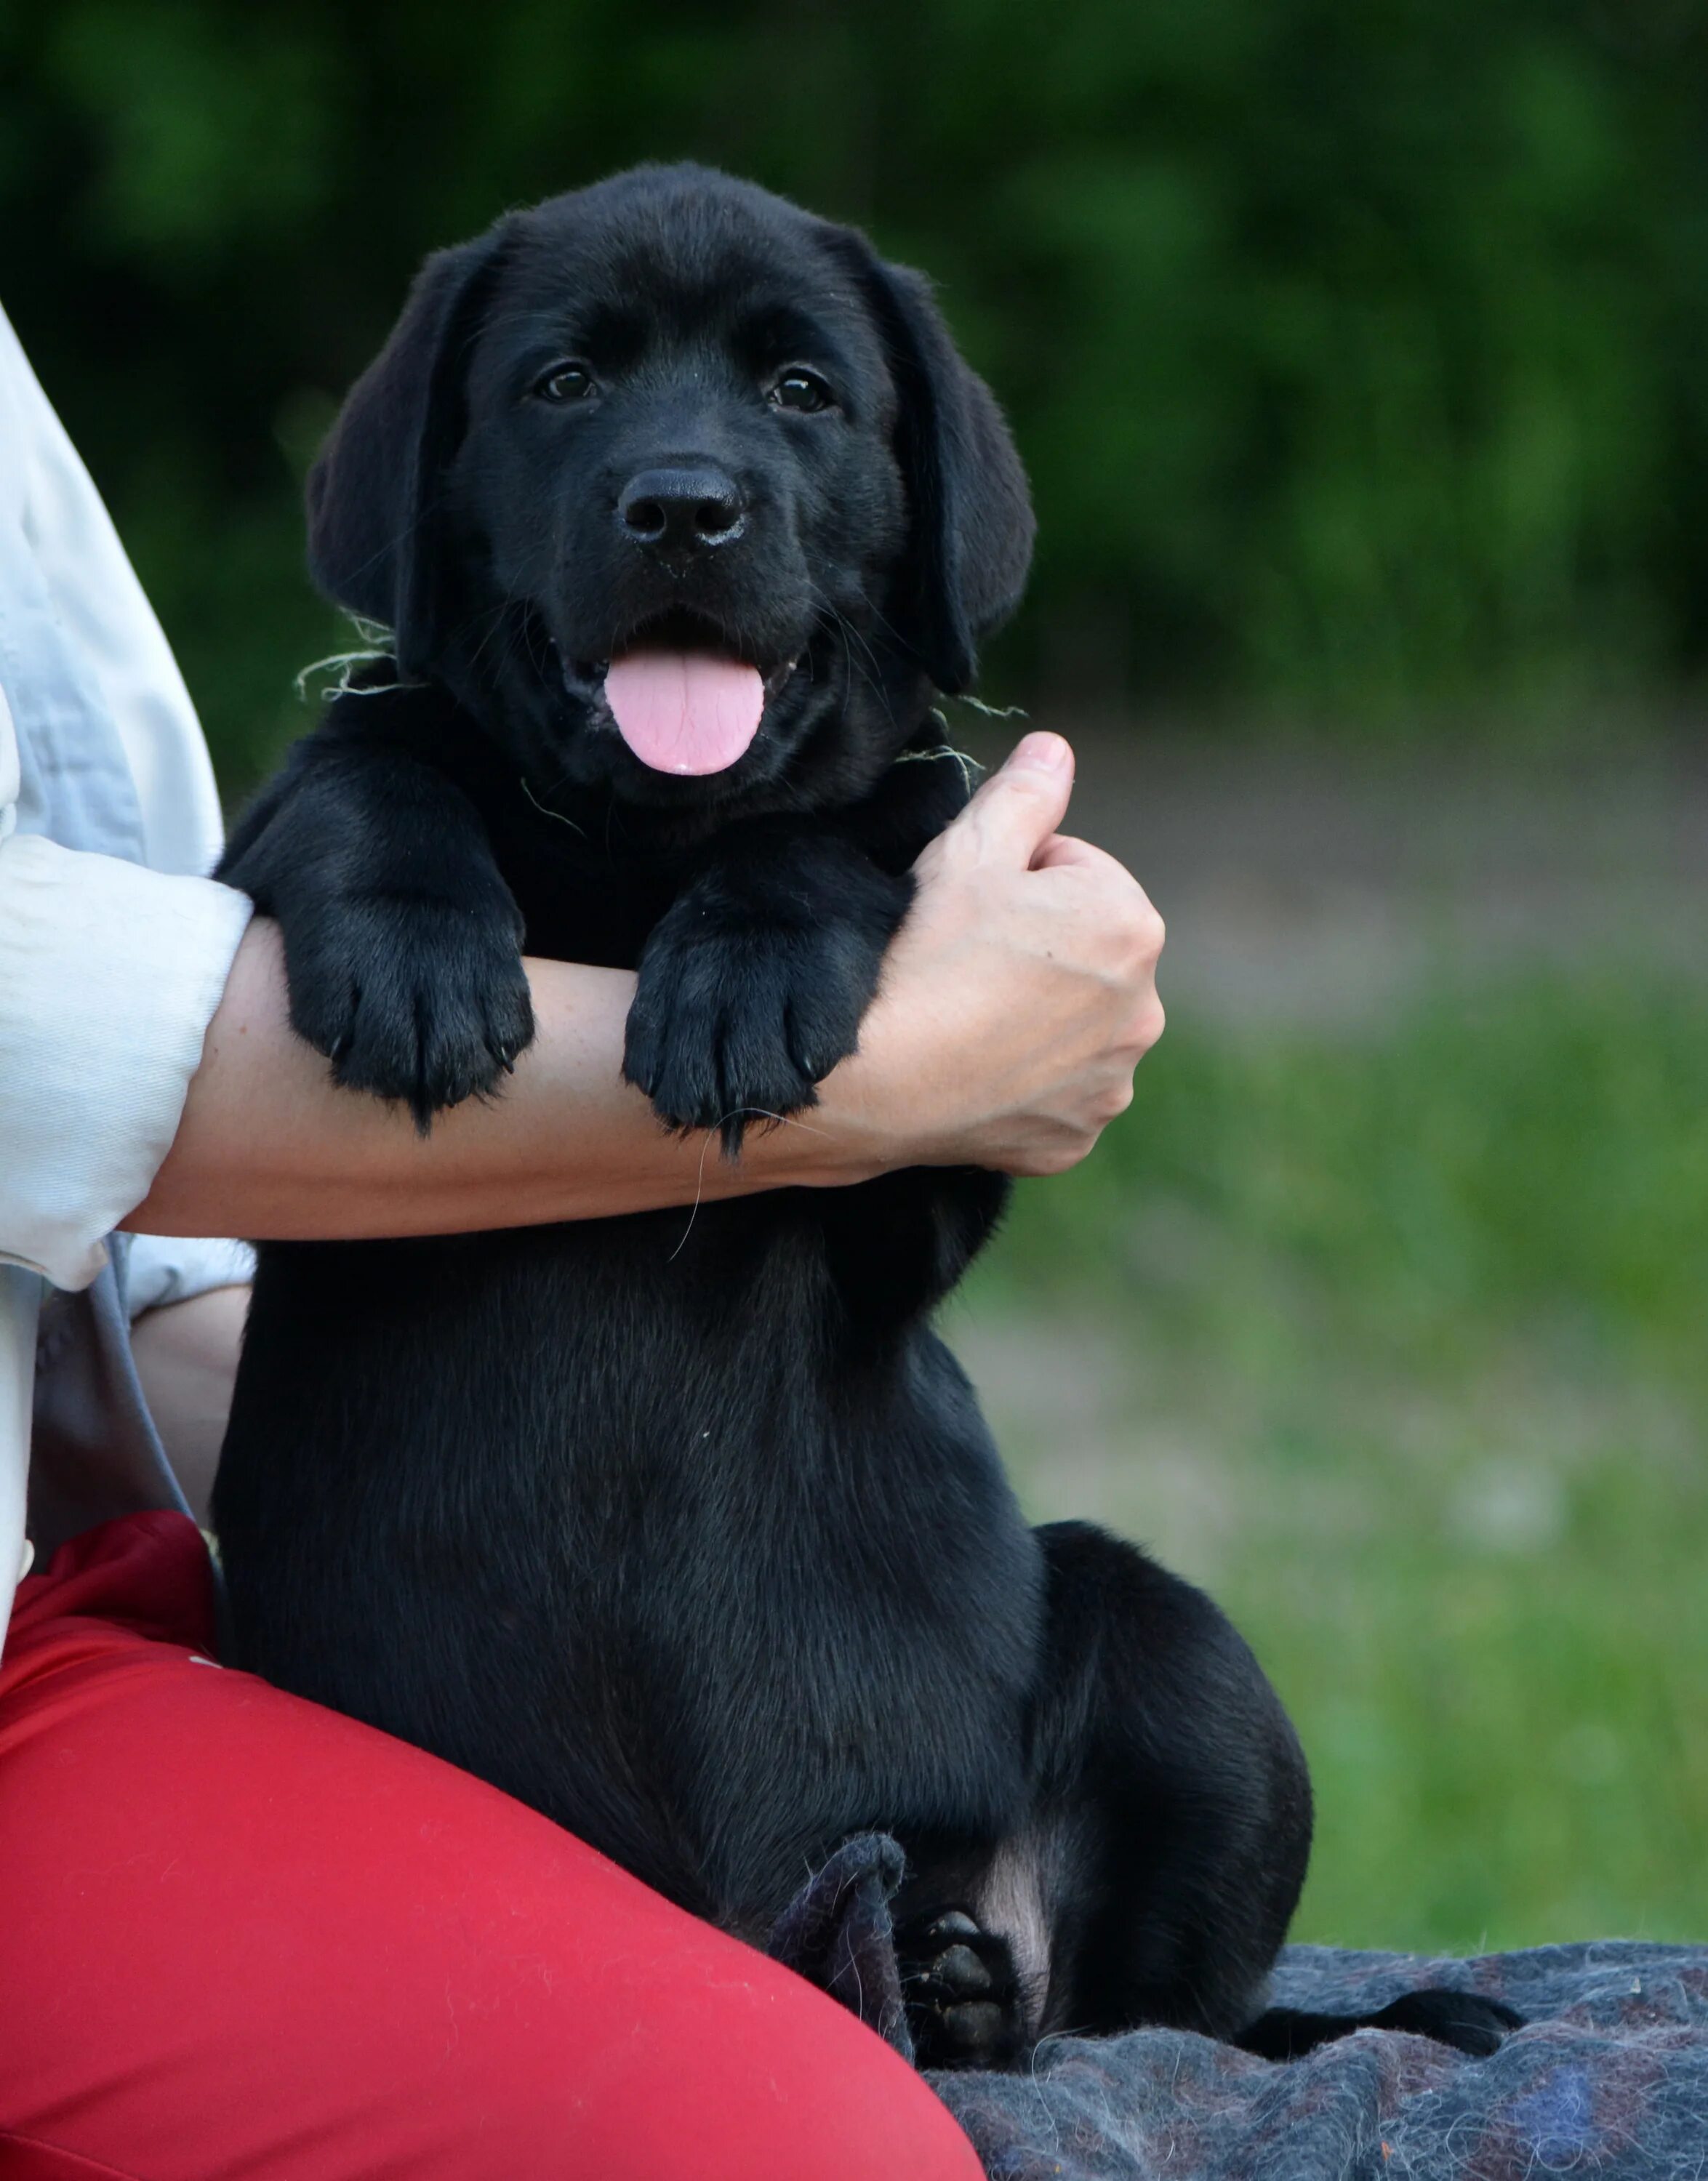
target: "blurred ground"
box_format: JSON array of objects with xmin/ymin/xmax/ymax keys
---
[
  {"xmin": 942, "ymin": 727, "xmax": 1708, "ymax": 1956},
  {"xmin": 979, "ymin": 721, "xmax": 1708, "ymax": 1026}
]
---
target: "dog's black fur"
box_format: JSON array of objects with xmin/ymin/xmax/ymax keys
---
[{"xmin": 212, "ymin": 166, "xmax": 1517, "ymax": 2069}]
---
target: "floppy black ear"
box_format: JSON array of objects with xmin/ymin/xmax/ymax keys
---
[
  {"xmin": 306, "ymin": 226, "xmax": 510, "ymax": 675},
  {"xmin": 827, "ymin": 233, "xmax": 1035, "ymax": 694}
]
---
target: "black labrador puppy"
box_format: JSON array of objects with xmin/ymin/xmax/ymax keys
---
[{"xmin": 213, "ymin": 164, "xmax": 1515, "ymax": 2070}]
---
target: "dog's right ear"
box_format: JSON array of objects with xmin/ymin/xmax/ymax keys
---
[{"xmin": 306, "ymin": 228, "xmax": 510, "ymax": 676}]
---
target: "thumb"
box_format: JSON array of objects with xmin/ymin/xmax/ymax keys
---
[{"xmin": 955, "ymin": 732, "xmax": 1075, "ymax": 866}]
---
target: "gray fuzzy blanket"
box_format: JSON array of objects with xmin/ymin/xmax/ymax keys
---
[
  {"xmin": 769, "ymin": 1839, "xmax": 1708, "ymax": 2179},
  {"xmin": 935, "ymin": 1941, "xmax": 1708, "ymax": 2180}
]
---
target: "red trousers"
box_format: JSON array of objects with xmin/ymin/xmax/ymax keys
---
[{"xmin": 0, "ymin": 1514, "xmax": 980, "ymax": 2181}]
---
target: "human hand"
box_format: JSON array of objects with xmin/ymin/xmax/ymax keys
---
[{"xmin": 818, "ymin": 733, "xmax": 1165, "ymax": 1176}]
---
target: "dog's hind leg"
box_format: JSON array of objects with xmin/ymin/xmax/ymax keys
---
[
  {"xmin": 899, "ymin": 1523, "xmax": 1520, "ymax": 2067},
  {"xmin": 1236, "ymin": 1986, "xmax": 1523, "ymax": 2060},
  {"xmin": 895, "ymin": 1519, "xmax": 1313, "ymax": 2067},
  {"xmin": 1028, "ymin": 1521, "xmax": 1315, "ymax": 2044},
  {"xmin": 1018, "ymin": 1527, "xmax": 1523, "ymax": 2059}
]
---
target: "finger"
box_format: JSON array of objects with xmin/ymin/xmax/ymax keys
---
[
  {"xmin": 1033, "ymin": 838, "xmax": 1154, "ymax": 904},
  {"xmin": 1029, "ymin": 831, "xmax": 1123, "ymax": 874},
  {"xmin": 950, "ymin": 732, "xmax": 1075, "ymax": 867}
]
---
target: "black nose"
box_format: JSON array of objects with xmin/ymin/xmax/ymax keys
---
[{"xmin": 617, "ymin": 467, "xmax": 746, "ymax": 554}]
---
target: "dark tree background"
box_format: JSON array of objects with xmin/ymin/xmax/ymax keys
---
[{"xmin": 4, "ymin": 0, "xmax": 1707, "ymax": 791}]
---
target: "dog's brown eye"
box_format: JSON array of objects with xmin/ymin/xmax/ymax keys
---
[
  {"xmin": 535, "ymin": 363, "xmax": 596, "ymax": 403},
  {"xmin": 768, "ymin": 369, "xmax": 833, "ymax": 414}
]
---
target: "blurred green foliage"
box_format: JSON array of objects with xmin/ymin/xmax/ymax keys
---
[
  {"xmin": 4, "ymin": 0, "xmax": 1708, "ymax": 790},
  {"xmin": 963, "ymin": 976, "xmax": 1708, "ymax": 1948},
  {"xmin": 980, "ymin": 978, "xmax": 1708, "ymax": 1396}
]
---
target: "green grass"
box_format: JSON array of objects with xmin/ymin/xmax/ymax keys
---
[{"xmin": 953, "ymin": 976, "xmax": 1708, "ymax": 1955}]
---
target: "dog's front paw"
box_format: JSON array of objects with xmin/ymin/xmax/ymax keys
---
[
  {"xmin": 624, "ymin": 912, "xmax": 871, "ymax": 1153},
  {"xmin": 285, "ymin": 896, "xmax": 534, "ymax": 1129}
]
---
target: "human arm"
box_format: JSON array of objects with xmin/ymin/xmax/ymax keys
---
[
  {"xmin": 0, "ymin": 293, "xmax": 260, "ymax": 1631},
  {"xmin": 127, "ymin": 732, "xmax": 1165, "ymax": 1240},
  {"xmin": 127, "ymin": 1284, "xmax": 249, "ymax": 1525},
  {"xmin": 124, "ymin": 729, "xmax": 1160, "ymax": 1517}
]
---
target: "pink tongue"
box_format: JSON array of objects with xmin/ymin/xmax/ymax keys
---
[{"xmin": 604, "ymin": 651, "xmax": 765, "ymax": 775}]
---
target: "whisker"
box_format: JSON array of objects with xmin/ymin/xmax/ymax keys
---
[
  {"xmin": 518, "ymin": 775, "xmax": 587, "ymax": 835},
  {"xmin": 806, "ymin": 587, "xmax": 886, "ymax": 707}
]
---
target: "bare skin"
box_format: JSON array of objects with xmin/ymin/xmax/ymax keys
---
[
  {"xmin": 128, "ymin": 1285, "xmax": 249, "ymax": 1523},
  {"xmin": 127, "ymin": 733, "xmax": 1164, "ymax": 1503}
]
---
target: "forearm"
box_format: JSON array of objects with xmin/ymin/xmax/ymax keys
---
[
  {"xmin": 127, "ymin": 736, "xmax": 1165, "ymax": 1242},
  {"xmin": 128, "ymin": 921, "xmax": 867, "ymax": 1240}
]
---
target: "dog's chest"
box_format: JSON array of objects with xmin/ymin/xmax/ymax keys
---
[{"xmin": 507, "ymin": 838, "xmax": 678, "ymax": 970}]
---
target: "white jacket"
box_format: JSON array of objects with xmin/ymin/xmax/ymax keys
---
[{"xmin": 0, "ymin": 299, "xmax": 254, "ymax": 1649}]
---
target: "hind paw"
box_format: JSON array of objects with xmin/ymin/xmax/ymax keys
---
[
  {"xmin": 899, "ymin": 1910, "xmax": 1027, "ymax": 2069},
  {"xmin": 1370, "ymin": 1987, "xmax": 1525, "ymax": 2056}
]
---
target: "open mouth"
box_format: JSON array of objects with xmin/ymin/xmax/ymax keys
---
[{"xmin": 558, "ymin": 611, "xmax": 801, "ymax": 777}]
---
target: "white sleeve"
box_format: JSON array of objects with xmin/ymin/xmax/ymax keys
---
[
  {"xmin": 0, "ymin": 686, "xmax": 253, "ymax": 1296},
  {"xmin": 0, "ymin": 301, "xmax": 225, "ymax": 880},
  {"xmin": 0, "ymin": 307, "xmax": 255, "ymax": 1649},
  {"xmin": 124, "ymin": 1233, "xmax": 255, "ymax": 1320}
]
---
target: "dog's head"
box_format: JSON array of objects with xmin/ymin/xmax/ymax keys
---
[{"xmin": 306, "ymin": 164, "xmax": 1033, "ymax": 816}]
